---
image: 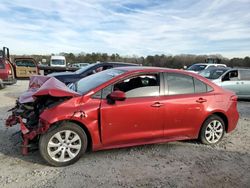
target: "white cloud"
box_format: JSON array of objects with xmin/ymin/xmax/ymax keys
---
[{"xmin": 0, "ymin": 0, "xmax": 249, "ymax": 58}]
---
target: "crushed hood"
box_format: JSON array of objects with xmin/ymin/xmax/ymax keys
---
[{"xmin": 19, "ymin": 75, "xmax": 80, "ymax": 103}]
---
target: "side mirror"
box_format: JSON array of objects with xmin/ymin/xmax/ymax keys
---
[{"xmin": 107, "ymin": 90, "xmax": 126, "ymax": 104}]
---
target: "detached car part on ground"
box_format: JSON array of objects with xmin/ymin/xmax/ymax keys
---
[{"xmin": 6, "ymin": 67, "xmax": 239, "ymax": 166}]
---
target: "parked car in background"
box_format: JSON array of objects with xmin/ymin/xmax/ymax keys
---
[
  {"xmin": 0, "ymin": 47, "xmax": 16, "ymax": 86},
  {"xmin": 6, "ymin": 67, "xmax": 239, "ymax": 166},
  {"xmin": 14, "ymin": 58, "xmax": 39, "ymax": 78},
  {"xmin": 199, "ymin": 67, "xmax": 231, "ymax": 80},
  {"xmin": 50, "ymin": 56, "xmax": 66, "ymax": 67},
  {"xmin": 70, "ymin": 63, "xmax": 89, "ymax": 68},
  {"xmin": 187, "ymin": 63, "xmax": 227, "ymax": 73},
  {"xmin": 48, "ymin": 62, "xmax": 139, "ymax": 85},
  {"xmin": 212, "ymin": 68, "xmax": 250, "ymax": 99}
]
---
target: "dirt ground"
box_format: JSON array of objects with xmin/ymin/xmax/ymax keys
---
[{"xmin": 0, "ymin": 80, "xmax": 249, "ymax": 188}]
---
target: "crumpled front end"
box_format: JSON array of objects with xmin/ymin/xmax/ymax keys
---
[{"xmin": 5, "ymin": 75, "xmax": 80, "ymax": 155}]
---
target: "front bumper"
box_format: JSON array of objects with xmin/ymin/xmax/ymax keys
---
[{"xmin": 6, "ymin": 115, "xmax": 50, "ymax": 155}]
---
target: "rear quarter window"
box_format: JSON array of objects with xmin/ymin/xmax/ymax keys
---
[{"xmin": 194, "ymin": 78, "xmax": 213, "ymax": 93}]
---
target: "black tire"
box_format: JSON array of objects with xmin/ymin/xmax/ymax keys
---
[
  {"xmin": 200, "ymin": 115, "xmax": 225, "ymax": 145},
  {"xmin": 39, "ymin": 122, "xmax": 88, "ymax": 167}
]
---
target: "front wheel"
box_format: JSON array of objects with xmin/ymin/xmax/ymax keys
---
[
  {"xmin": 200, "ymin": 115, "xmax": 225, "ymax": 145},
  {"xmin": 39, "ymin": 122, "xmax": 88, "ymax": 166}
]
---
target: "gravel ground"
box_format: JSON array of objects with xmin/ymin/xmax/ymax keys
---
[{"xmin": 0, "ymin": 80, "xmax": 249, "ymax": 188}]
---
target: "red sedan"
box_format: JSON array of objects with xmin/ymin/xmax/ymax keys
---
[{"xmin": 6, "ymin": 67, "xmax": 239, "ymax": 166}]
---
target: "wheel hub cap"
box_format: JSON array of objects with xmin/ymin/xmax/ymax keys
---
[
  {"xmin": 47, "ymin": 130, "xmax": 82, "ymax": 162},
  {"xmin": 205, "ymin": 120, "xmax": 223, "ymax": 144}
]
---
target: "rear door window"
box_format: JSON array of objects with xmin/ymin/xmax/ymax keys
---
[
  {"xmin": 165, "ymin": 73, "xmax": 194, "ymax": 95},
  {"xmin": 165, "ymin": 73, "xmax": 212, "ymax": 95}
]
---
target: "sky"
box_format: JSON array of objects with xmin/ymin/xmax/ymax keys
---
[{"xmin": 0, "ymin": 0, "xmax": 250, "ymax": 58}]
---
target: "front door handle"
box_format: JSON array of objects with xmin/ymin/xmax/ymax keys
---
[
  {"xmin": 151, "ymin": 102, "xmax": 164, "ymax": 107},
  {"xmin": 196, "ymin": 98, "xmax": 207, "ymax": 103}
]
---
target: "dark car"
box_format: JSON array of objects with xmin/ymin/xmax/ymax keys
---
[
  {"xmin": 6, "ymin": 67, "xmax": 239, "ymax": 166},
  {"xmin": 48, "ymin": 62, "xmax": 139, "ymax": 85}
]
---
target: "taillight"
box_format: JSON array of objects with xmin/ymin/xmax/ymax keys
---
[
  {"xmin": 8, "ymin": 69, "xmax": 12, "ymax": 75},
  {"xmin": 230, "ymin": 95, "xmax": 238, "ymax": 101}
]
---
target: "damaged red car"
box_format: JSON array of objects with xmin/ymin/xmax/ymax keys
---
[{"xmin": 6, "ymin": 67, "xmax": 239, "ymax": 166}]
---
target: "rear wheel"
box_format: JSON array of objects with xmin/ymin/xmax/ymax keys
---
[
  {"xmin": 200, "ymin": 115, "xmax": 225, "ymax": 145},
  {"xmin": 39, "ymin": 122, "xmax": 88, "ymax": 166}
]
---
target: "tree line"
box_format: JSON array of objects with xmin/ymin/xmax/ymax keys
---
[{"xmin": 11, "ymin": 53, "xmax": 250, "ymax": 69}]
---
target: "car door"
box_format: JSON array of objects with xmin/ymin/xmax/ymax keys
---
[
  {"xmin": 161, "ymin": 73, "xmax": 213, "ymax": 139},
  {"xmin": 100, "ymin": 73, "xmax": 164, "ymax": 146},
  {"xmin": 238, "ymin": 70, "xmax": 250, "ymax": 97},
  {"xmin": 15, "ymin": 59, "xmax": 37, "ymax": 78},
  {"xmin": 220, "ymin": 70, "xmax": 240, "ymax": 94}
]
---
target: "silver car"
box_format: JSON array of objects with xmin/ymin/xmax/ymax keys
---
[{"xmin": 213, "ymin": 68, "xmax": 250, "ymax": 99}]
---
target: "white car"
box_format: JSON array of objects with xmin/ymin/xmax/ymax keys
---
[
  {"xmin": 212, "ymin": 68, "xmax": 250, "ymax": 99},
  {"xmin": 187, "ymin": 63, "xmax": 227, "ymax": 73}
]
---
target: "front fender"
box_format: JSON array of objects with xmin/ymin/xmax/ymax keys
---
[{"xmin": 39, "ymin": 97, "xmax": 102, "ymax": 150}]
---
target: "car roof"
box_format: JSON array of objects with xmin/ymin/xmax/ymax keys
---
[
  {"xmin": 103, "ymin": 62, "xmax": 139, "ymax": 66},
  {"xmin": 114, "ymin": 66, "xmax": 199, "ymax": 76},
  {"xmin": 192, "ymin": 63, "xmax": 226, "ymax": 66},
  {"xmin": 202, "ymin": 66, "xmax": 230, "ymax": 71}
]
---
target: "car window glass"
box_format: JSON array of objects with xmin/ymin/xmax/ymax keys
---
[
  {"xmin": 113, "ymin": 74, "xmax": 160, "ymax": 98},
  {"xmin": 77, "ymin": 69, "xmax": 126, "ymax": 94},
  {"xmin": 101, "ymin": 85, "xmax": 113, "ymax": 99},
  {"xmin": 187, "ymin": 65, "xmax": 207, "ymax": 71},
  {"xmin": 194, "ymin": 78, "xmax": 207, "ymax": 93},
  {"xmin": 0, "ymin": 50, "xmax": 3, "ymax": 58},
  {"xmin": 239, "ymin": 70, "xmax": 250, "ymax": 80},
  {"xmin": 166, "ymin": 73, "xmax": 194, "ymax": 95},
  {"xmin": 222, "ymin": 71, "xmax": 238, "ymax": 81},
  {"xmin": 208, "ymin": 65, "xmax": 215, "ymax": 69},
  {"xmin": 0, "ymin": 61, "xmax": 4, "ymax": 69},
  {"xmin": 15, "ymin": 60, "xmax": 36, "ymax": 67},
  {"xmin": 207, "ymin": 85, "xmax": 213, "ymax": 92}
]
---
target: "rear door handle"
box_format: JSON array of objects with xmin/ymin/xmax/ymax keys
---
[
  {"xmin": 196, "ymin": 98, "xmax": 207, "ymax": 103},
  {"xmin": 151, "ymin": 102, "xmax": 164, "ymax": 107}
]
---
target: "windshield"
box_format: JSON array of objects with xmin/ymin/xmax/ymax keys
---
[
  {"xmin": 200, "ymin": 69, "xmax": 228, "ymax": 79},
  {"xmin": 76, "ymin": 69, "xmax": 126, "ymax": 94},
  {"xmin": 75, "ymin": 63, "xmax": 98, "ymax": 74},
  {"xmin": 51, "ymin": 60, "xmax": 65, "ymax": 65},
  {"xmin": 187, "ymin": 64, "xmax": 207, "ymax": 71}
]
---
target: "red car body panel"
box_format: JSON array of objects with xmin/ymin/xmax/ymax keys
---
[
  {"xmin": 100, "ymin": 97, "xmax": 164, "ymax": 146},
  {"xmin": 35, "ymin": 67, "xmax": 239, "ymax": 152},
  {"xmin": 0, "ymin": 59, "xmax": 16, "ymax": 84}
]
